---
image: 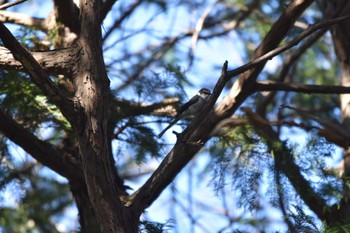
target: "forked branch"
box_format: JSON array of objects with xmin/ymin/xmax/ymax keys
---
[{"xmin": 0, "ymin": 22, "xmax": 75, "ymax": 121}]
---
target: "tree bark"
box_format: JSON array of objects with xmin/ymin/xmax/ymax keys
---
[
  {"xmin": 326, "ymin": 0, "xmax": 350, "ymax": 224},
  {"xmin": 71, "ymin": 1, "xmax": 137, "ymax": 232}
]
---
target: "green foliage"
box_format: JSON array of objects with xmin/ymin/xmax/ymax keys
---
[
  {"xmin": 0, "ymin": 173, "xmax": 73, "ymax": 233},
  {"xmin": 139, "ymin": 220, "xmax": 174, "ymax": 233},
  {"xmin": 0, "ymin": 71, "xmax": 69, "ymax": 132},
  {"xmin": 132, "ymin": 63, "xmax": 188, "ymax": 101},
  {"xmin": 127, "ymin": 122, "xmax": 161, "ymax": 162},
  {"xmin": 288, "ymin": 205, "xmax": 319, "ymax": 233},
  {"xmin": 209, "ymin": 125, "xmax": 270, "ymax": 212},
  {"xmin": 295, "ymin": 134, "xmax": 341, "ymax": 204},
  {"xmin": 323, "ymin": 223, "xmax": 350, "ymax": 233},
  {"xmin": 1, "ymin": 0, "xmax": 350, "ymax": 232}
]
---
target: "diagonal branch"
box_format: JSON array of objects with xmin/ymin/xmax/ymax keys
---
[
  {"xmin": 129, "ymin": 0, "xmax": 322, "ymax": 216},
  {"xmin": 102, "ymin": 0, "xmax": 142, "ymax": 41},
  {"xmin": 225, "ymin": 15, "xmax": 349, "ymax": 79},
  {"xmin": 0, "ymin": 109, "xmax": 81, "ymax": 180},
  {"xmin": 256, "ymin": 27, "xmax": 328, "ymax": 117},
  {"xmin": 0, "ymin": 22, "xmax": 75, "ymax": 122},
  {"xmin": 0, "ymin": 0, "xmax": 27, "ymax": 10},
  {"xmin": 254, "ymin": 81, "xmax": 350, "ymax": 94},
  {"xmin": 100, "ymin": 0, "xmax": 118, "ymax": 22}
]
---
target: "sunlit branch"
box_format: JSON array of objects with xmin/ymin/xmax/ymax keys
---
[
  {"xmin": 0, "ymin": 46, "xmax": 79, "ymax": 75},
  {"xmin": 0, "ymin": 10, "xmax": 47, "ymax": 30}
]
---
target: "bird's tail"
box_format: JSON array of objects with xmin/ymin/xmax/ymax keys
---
[{"xmin": 158, "ymin": 118, "xmax": 178, "ymax": 138}]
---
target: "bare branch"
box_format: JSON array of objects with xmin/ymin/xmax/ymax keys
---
[
  {"xmin": 0, "ymin": 11, "xmax": 48, "ymax": 30},
  {"xmin": 112, "ymin": 97, "xmax": 179, "ymax": 118},
  {"xmin": 256, "ymin": 27, "xmax": 328, "ymax": 116},
  {"xmin": 226, "ymin": 15, "xmax": 349, "ymax": 79},
  {"xmin": 190, "ymin": 0, "xmax": 220, "ymax": 56},
  {"xmin": 0, "ymin": 109, "xmax": 81, "ymax": 180},
  {"xmin": 255, "ymin": 81, "xmax": 350, "ymax": 94},
  {"xmin": 100, "ymin": 0, "xmax": 118, "ymax": 21},
  {"xmin": 102, "ymin": 0, "xmax": 142, "ymax": 41},
  {"xmin": 0, "ymin": 0, "xmax": 27, "ymax": 10}
]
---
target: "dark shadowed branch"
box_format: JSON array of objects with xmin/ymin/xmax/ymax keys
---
[
  {"xmin": 0, "ymin": 0, "xmax": 27, "ymax": 10},
  {"xmin": 0, "ymin": 109, "xmax": 81, "ymax": 180},
  {"xmin": 0, "ymin": 22, "xmax": 75, "ymax": 121},
  {"xmin": 254, "ymin": 81, "xmax": 350, "ymax": 94}
]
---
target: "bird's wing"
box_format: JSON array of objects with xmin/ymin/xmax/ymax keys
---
[{"xmin": 177, "ymin": 95, "xmax": 199, "ymax": 116}]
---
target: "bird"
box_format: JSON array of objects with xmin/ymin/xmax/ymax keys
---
[{"xmin": 158, "ymin": 88, "xmax": 211, "ymax": 138}]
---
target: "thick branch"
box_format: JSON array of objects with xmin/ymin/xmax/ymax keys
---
[
  {"xmin": 0, "ymin": 22, "xmax": 75, "ymax": 121},
  {"xmin": 52, "ymin": 0, "xmax": 80, "ymax": 34},
  {"xmin": 255, "ymin": 81, "xmax": 350, "ymax": 94},
  {"xmin": 0, "ymin": 46, "xmax": 79, "ymax": 75},
  {"xmin": 0, "ymin": 10, "xmax": 49, "ymax": 30},
  {"xmin": 112, "ymin": 97, "xmax": 179, "ymax": 118},
  {"xmin": 0, "ymin": 110, "xmax": 81, "ymax": 180}
]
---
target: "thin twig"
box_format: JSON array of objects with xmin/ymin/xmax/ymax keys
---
[
  {"xmin": 0, "ymin": 0, "xmax": 27, "ymax": 10},
  {"xmin": 255, "ymin": 81, "xmax": 350, "ymax": 94},
  {"xmin": 226, "ymin": 16, "xmax": 349, "ymax": 79}
]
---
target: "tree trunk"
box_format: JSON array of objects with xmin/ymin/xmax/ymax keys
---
[
  {"xmin": 326, "ymin": 0, "xmax": 350, "ymax": 224},
  {"xmin": 70, "ymin": 180, "xmax": 100, "ymax": 233},
  {"xmin": 70, "ymin": 1, "xmax": 139, "ymax": 232}
]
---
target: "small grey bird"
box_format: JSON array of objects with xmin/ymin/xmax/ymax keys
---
[{"xmin": 158, "ymin": 88, "xmax": 211, "ymax": 138}]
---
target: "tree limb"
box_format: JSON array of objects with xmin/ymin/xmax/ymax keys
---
[
  {"xmin": 112, "ymin": 97, "xmax": 179, "ymax": 118},
  {"xmin": 0, "ymin": 110, "xmax": 81, "ymax": 180},
  {"xmin": 0, "ymin": 22, "xmax": 75, "ymax": 121},
  {"xmin": 100, "ymin": 0, "xmax": 118, "ymax": 22},
  {"xmin": 0, "ymin": 10, "xmax": 48, "ymax": 30},
  {"xmin": 0, "ymin": 0, "xmax": 27, "ymax": 10},
  {"xmin": 254, "ymin": 81, "xmax": 350, "ymax": 94},
  {"xmin": 225, "ymin": 15, "xmax": 349, "ymax": 79},
  {"xmin": 52, "ymin": 0, "xmax": 80, "ymax": 34},
  {"xmin": 0, "ymin": 46, "xmax": 79, "ymax": 75},
  {"xmin": 102, "ymin": 0, "xmax": 142, "ymax": 41},
  {"xmin": 256, "ymin": 27, "xmax": 328, "ymax": 117}
]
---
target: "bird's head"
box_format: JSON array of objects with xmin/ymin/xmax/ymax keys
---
[{"xmin": 198, "ymin": 88, "xmax": 211, "ymax": 99}]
